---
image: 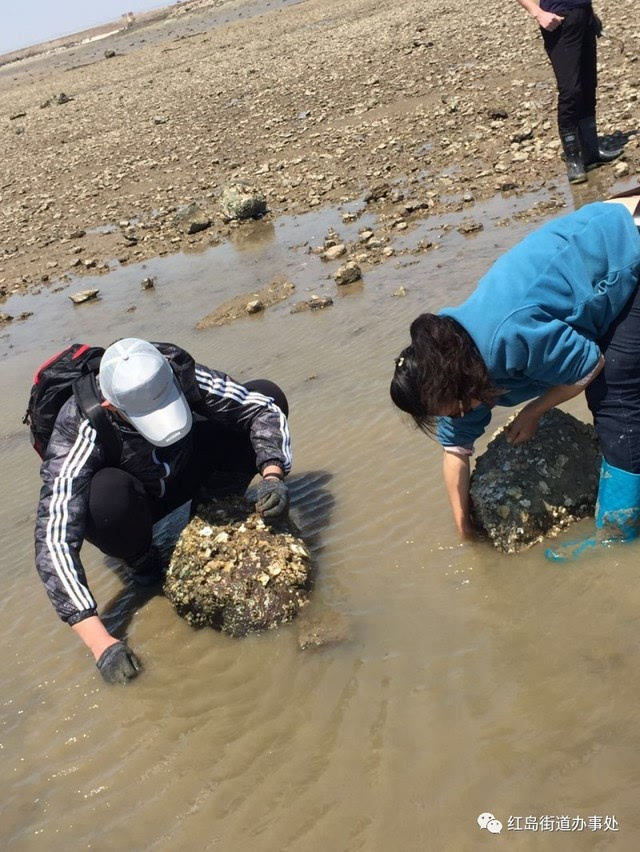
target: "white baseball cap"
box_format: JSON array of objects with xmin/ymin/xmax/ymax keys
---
[{"xmin": 99, "ymin": 338, "xmax": 192, "ymax": 447}]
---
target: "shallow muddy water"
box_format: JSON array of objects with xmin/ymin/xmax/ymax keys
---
[{"xmin": 3, "ymin": 185, "xmax": 640, "ymax": 851}]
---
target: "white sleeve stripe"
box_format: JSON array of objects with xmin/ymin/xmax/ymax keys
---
[
  {"xmin": 195, "ymin": 370, "xmax": 292, "ymax": 471},
  {"xmin": 196, "ymin": 370, "xmax": 268, "ymax": 407},
  {"xmin": 48, "ymin": 420, "xmax": 96, "ymax": 611},
  {"xmin": 278, "ymin": 407, "xmax": 290, "ymax": 470},
  {"xmin": 45, "ymin": 419, "xmax": 97, "ymax": 611},
  {"xmin": 47, "ymin": 429, "xmax": 90, "ymax": 610}
]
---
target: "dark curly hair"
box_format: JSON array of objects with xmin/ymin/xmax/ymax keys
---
[{"xmin": 390, "ymin": 313, "xmax": 499, "ymax": 435}]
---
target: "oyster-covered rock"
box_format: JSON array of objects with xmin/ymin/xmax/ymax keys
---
[
  {"xmin": 219, "ymin": 182, "xmax": 267, "ymax": 221},
  {"xmin": 470, "ymin": 409, "xmax": 601, "ymax": 553},
  {"xmin": 164, "ymin": 496, "xmax": 311, "ymax": 636}
]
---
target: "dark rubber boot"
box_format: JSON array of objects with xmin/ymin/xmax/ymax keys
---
[
  {"xmin": 561, "ymin": 131, "xmax": 587, "ymax": 184},
  {"xmin": 578, "ymin": 117, "xmax": 624, "ymax": 169}
]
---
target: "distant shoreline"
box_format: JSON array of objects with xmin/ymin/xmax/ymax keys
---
[{"xmin": 0, "ymin": 3, "xmax": 178, "ymax": 67}]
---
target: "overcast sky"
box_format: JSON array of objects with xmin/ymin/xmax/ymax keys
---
[{"xmin": 1, "ymin": 1, "xmax": 178, "ymax": 55}]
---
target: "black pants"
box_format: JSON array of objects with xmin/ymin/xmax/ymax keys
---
[
  {"xmin": 85, "ymin": 380, "xmax": 288, "ymax": 563},
  {"xmin": 541, "ymin": 7, "xmax": 597, "ymax": 136},
  {"xmin": 587, "ymin": 284, "xmax": 640, "ymax": 475}
]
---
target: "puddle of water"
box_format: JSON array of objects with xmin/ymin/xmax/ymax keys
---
[
  {"xmin": 3, "ymin": 187, "xmax": 640, "ymax": 850},
  {"xmin": 84, "ymin": 223, "xmax": 118, "ymax": 236}
]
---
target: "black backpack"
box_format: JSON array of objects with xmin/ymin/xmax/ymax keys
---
[{"xmin": 23, "ymin": 343, "xmax": 122, "ymax": 464}]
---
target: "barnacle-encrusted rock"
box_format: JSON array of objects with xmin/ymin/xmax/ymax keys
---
[
  {"xmin": 219, "ymin": 182, "xmax": 267, "ymax": 221},
  {"xmin": 164, "ymin": 496, "xmax": 311, "ymax": 636},
  {"xmin": 470, "ymin": 409, "xmax": 601, "ymax": 553}
]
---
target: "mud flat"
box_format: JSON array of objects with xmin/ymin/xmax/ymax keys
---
[{"xmin": 0, "ymin": 0, "xmax": 637, "ymax": 301}]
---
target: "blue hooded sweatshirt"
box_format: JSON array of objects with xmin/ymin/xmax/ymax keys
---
[{"xmin": 437, "ymin": 202, "xmax": 640, "ymax": 449}]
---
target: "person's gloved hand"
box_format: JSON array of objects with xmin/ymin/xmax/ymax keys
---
[
  {"xmin": 256, "ymin": 476, "xmax": 289, "ymax": 520},
  {"xmin": 96, "ymin": 641, "xmax": 142, "ymax": 684}
]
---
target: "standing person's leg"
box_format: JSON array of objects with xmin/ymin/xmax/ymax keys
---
[
  {"xmin": 542, "ymin": 9, "xmax": 587, "ymax": 183},
  {"xmin": 547, "ymin": 283, "xmax": 640, "ymax": 561},
  {"xmin": 577, "ymin": 9, "xmax": 623, "ymax": 167},
  {"xmin": 586, "ymin": 284, "xmax": 640, "ymax": 541},
  {"xmin": 576, "ymin": 10, "xmax": 597, "ymax": 124}
]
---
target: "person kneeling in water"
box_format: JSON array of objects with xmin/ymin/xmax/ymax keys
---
[{"xmin": 34, "ymin": 339, "xmax": 292, "ymax": 683}]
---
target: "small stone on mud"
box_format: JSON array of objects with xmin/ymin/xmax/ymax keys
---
[
  {"xmin": 322, "ymin": 244, "xmax": 347, "ymax": 261},
  {"xmin": 219, "ymin": 182, "xmax": 267, "ymax": 221},
  {"xmin": 246, "ymin": 299, "xmax": 264, "ymax": 314},
  {"xmin": 334, "ymin": 261, "xmax": 362, "ymax": 285},
  {"xmin": 187, "ymin": 219, "xmax": 211, "ymax": 235},
  {"xmin": 364, "ymin": 183, "xmax": 390, "ymax": 203},
  {"xmin": 141, "ymin": 276, "xmax": 156, "ymax": 290},
  {"xmin": 290, "ymin": 295, "xmax": 333, "ymax": 313},
  {"xmin": 458, "ymin": 220, "xmax": 484, "ymax": 235},
  {"xmin": 68, "ymin": 288, "xmax": 100, "ymax": 304},
  {"xmin": 297, "ymin": 610, "xmax": 350, "ymax": 651}
]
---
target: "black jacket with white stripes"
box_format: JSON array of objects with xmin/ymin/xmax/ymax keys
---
[{"xmin": 34, "ymin": 343, "xmax": 292, "ymax": 626}]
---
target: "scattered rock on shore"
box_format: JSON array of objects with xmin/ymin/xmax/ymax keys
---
[
  {"xmin": 1, "ymin": 0, "xmax": 637, "ymax": 293},
  {"xmin": 470, "ymin": 409, "xmax": 601, "ymax": 553},
  {"xmin": 68, "ymin": 288, "xmax": 100, "ymax": 304},
  {"xmin": 334, "ymin": 261, "xmax": 362, "ymax": 285},
  {"xmin": 290, "ymin": 295, "xmax": 333, "ymax": 313},
  {"xmin": 219, "ymin": 182, "xmax": 267, "ymax": 221}
]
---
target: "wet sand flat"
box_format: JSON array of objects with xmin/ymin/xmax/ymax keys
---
[{"xmin": 0, "ymin": 0, "xmax": 638, "ymax": 297}]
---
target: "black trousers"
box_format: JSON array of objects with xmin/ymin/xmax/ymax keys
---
[
  {"xmin": 587, "ymin": 284, "xmax": 640, "ymax": 475},
  {"xmin": 84, "ymin": 380, "xmax": 288, "ymax": 563},
  {"xmin": 541, "ymin": 6, "xmax": 597, "ymax": 136}
]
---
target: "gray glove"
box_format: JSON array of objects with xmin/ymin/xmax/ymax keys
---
[
  {"xmin": 96, "ymin": 641, "xmax": 142, "ymax": 684},
  {"xmin": 256, "ymin": 477, "xmax": 289, "ymax": 520}
]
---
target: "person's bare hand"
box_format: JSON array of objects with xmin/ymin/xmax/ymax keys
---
[
  {"xmin": 535, "ymin": 10, "xmax": 564, "ymax": 31},
  {"xmin": 504, "ymin": 405, "xmax": 541, "ymax": 446}
]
